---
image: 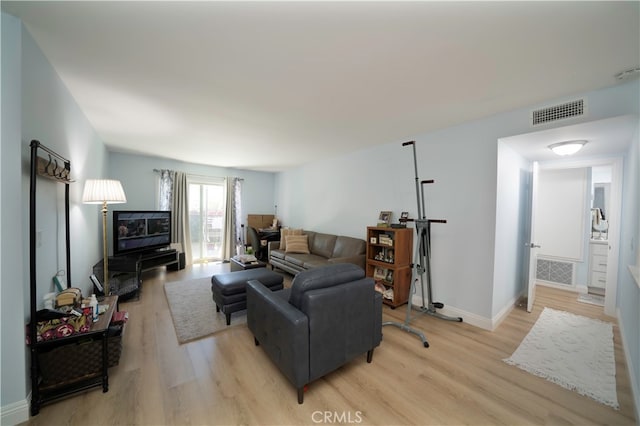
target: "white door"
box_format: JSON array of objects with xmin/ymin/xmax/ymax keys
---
[{"xmin": 526, "ymin": 162, "xmax": 540, "ymax": 313}]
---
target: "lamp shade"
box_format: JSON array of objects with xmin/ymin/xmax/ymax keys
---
[{"xmin": 82, "ymin": 179, "xmax": 127, "ymax": 204}]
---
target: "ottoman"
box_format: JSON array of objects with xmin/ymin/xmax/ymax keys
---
[{"xmin": 211, "ymin": 268, "xmax": 284, "ymax": 325}]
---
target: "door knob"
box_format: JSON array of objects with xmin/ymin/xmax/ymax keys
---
[{"xmin": 527, "ymin": 243, "xmax": 541, "ymax": 248}]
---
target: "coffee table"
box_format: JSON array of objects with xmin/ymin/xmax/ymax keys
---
[{"xmin": 230, "ymin": 257, "xmax": 267, "ymax": 272}]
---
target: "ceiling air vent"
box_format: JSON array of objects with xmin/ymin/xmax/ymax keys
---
[{"xmin": 531, "ymin": 99, "xmax": 585, "ymax": 126}]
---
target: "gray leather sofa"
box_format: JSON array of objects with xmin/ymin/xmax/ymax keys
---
[
  {"xmin": 246, "ymin": 263, "xmax": 383, "ymax": 403},
  {"xmin": 268, "ymin": 230, "xmax": 366, "ymax": 275}
]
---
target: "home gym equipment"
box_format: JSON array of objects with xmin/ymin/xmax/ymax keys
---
[{"xmin": 382, "ymin": 141, "xmax": 462, "ymax": 348}]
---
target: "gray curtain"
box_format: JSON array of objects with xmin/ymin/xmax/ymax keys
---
[
  {"xmin": 158, "ymin": 169, "xmax": 192, "ymax": 265},
  {"xmin": 222, "ymin": 177, "xmax": 242, "ymax": 260}
]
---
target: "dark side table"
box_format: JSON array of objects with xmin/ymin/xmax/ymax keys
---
[{"xmin": 31, "ymin": 295, "xmax": 118, "ymax": 415}]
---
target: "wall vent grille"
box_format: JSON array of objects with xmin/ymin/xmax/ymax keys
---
[
  {"xmin": 536, "ymin": 259, "xmax": 573, "ymax": 285},
  {"xmin": 531, "ymin": 99, "xmax": 585, "ymax": 126}
]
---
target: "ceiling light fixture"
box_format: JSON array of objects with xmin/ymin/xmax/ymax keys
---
[{"xmin": 548, "ymin": 140, "xmax": 588, "ymax": 156}]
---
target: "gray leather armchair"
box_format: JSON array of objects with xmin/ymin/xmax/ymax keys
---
[{"xmin": 246, "ymin": 263, "xmax": 383, "ymax": 403}]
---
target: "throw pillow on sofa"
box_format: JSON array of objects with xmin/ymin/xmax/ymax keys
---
[
  {"xmin": 285, "ymin": 234, "xmax": 310, "ymax": 254},
  {"xmin": 279, "ymin": 228, "xmax": 302, "ymax": 251}
]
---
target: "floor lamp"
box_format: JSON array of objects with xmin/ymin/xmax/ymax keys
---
[{"xmin": 82, "ymin": 179, "xmax": 127, "ymax": 296}]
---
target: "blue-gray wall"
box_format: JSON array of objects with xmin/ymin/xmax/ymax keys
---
[
  {"xmin": 1, "ymin": 13, "xmax": 108, "ymax": 423},
  {"xmin": 275, "ymin": 80, "xmax": 639, "ymax": 325},
  {"xmin": 109, "ymin": 151, "xmax": 275, "ymax": 219},
  {"xmin": 618, "ymin": 123, "xmax": 640, "ymax": 417},
  {"xmin": 1, "ymin": 12, "xmax": 27, "ymax": 422}
]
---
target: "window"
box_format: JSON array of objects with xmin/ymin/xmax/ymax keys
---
[{"xmin": 188, "ymin": 178, "xmax": 225, "ymax": 263}]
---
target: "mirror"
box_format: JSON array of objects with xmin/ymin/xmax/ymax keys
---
[{"xmin": 591, "ymin": 166, "xmax": 611, "ymax": 240}]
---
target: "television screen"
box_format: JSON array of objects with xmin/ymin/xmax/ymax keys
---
[{"xmin": 113, "ymin": 210, "xmax": 172, "ymax": 256}]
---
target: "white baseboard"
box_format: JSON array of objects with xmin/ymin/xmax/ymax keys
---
[
  {"xmin": 489, "ymin": 294, "xmax": 520, "ymax": 331},
  {"xmin": 408, "ymin": 295, "xmax": 494, "ymax": 330},
  {"xmin": 408, "ymin": 291, "xmax": 522, "ymax": 332},
  {"xmin": 616, "ymin": 307, "xmax": 640, "ymax": 422},
  {"xmin": 1, "ymin": 396, "xmax": 29, "ymax": 426}
]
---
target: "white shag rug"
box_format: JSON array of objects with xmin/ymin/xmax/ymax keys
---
[
  {"xmin": 504, "ymin": 307, "xmax": 618, "ymax": 409},
  {"xmin": 164, "ymin": 277, "xmax": 246, "ymax": 344}
]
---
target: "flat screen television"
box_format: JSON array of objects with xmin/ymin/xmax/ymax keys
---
[{"xmin": 113, "ymin": 210, "xmax": 172, "ymax": 256}]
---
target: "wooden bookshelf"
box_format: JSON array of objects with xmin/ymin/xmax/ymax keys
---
[{"xmin": 365, "ymin": 226, "xmax": 413, "ymax": 308}]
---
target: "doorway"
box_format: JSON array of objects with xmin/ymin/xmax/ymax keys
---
[
  {"xmin": 496, "ymin": 115, "xmax": 637, "ymax": 317},
  {"xmin": 530, "ymin": 161, "xmax": 621, "ymax": 310}
]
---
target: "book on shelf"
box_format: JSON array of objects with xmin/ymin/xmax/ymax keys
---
[{"xmin": 378, "ymin": 234, "xmax": 393, "ymax": 246}]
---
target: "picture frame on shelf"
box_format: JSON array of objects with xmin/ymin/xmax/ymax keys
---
[
  {"xmin": 370, "ymin": 236, "xmax": 377, "ymax": 244},
  {"xmin": 373, "ymin": 267, "xmax": 387, "ymax": 281},
  {"xmin": 377, "ymin": 211, "xmax": 391, "ymax": 227}
]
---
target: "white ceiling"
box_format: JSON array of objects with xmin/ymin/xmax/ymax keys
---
[{"xmin": 3, "ymin": 1, "xmax": 639, "ymax": 172}]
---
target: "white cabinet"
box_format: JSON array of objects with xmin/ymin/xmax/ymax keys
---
[{"xmin": 589, "ymin": 241, "xmax": 608, "ymax": 289}]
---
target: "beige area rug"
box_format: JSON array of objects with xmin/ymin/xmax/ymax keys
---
[
  {"xmin": 164, "ymin": 276, "xmax": 246, "ymax": 344},
  {"xmin": 504, "ymin": 307, "xmax": 618, "ymax": 409}
]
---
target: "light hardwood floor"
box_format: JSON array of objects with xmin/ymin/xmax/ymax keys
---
[{"xmin": 24, "ymin": 263, "xmax": 636, "ymax": 425}]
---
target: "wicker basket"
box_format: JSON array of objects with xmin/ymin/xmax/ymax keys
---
[{"xmin": 38, "ymin": 325, "xmax": 124, "ymax": 387}]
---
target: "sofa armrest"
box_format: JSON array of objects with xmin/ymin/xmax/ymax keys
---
[
  {"xmin": 327, "ymin": 254, "xmax": 366, "ymax": 269},
  {"xmin": 268, "ymin": 240, "xmax": 280, "ymax": 259},
  {"xmin": 246, "ymin": 280, "xmax": 309, "ymax": 388}
]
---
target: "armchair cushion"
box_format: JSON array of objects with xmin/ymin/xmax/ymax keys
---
[{"xmin": 288, "ymin": 263, "xmax": 365, "ymax": 310}]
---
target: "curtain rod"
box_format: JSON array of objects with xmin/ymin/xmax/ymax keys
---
[{"xmin": 153, "ymin": 169, "xmax": 244, "ymax": 181}]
